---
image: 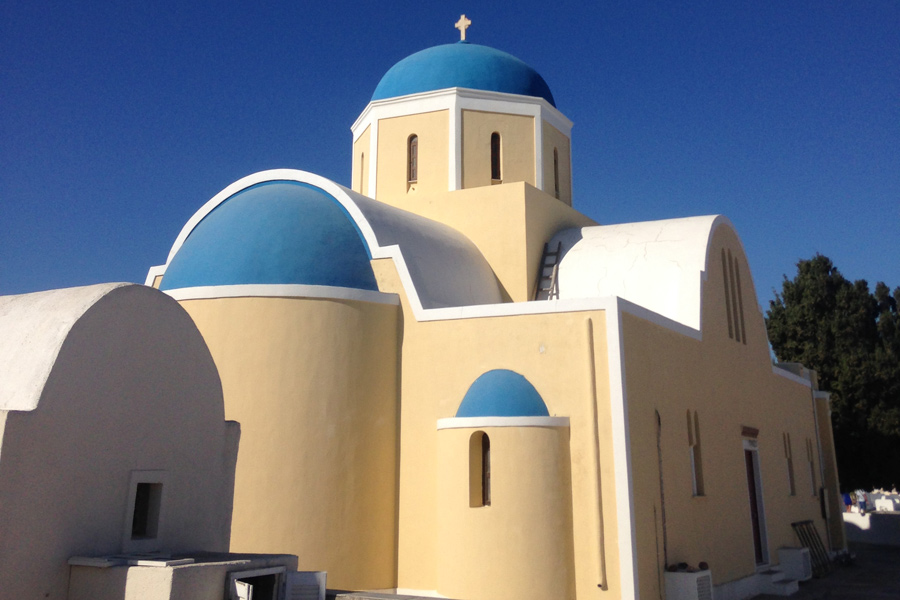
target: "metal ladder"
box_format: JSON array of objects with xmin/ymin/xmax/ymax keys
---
[
  {"xmin": 791, "ymin": 520, "xmax": 834, "ymax": 577},
  {"xmin": 533, "ymin": 242, "xmax": 562, "ymax": 300}
]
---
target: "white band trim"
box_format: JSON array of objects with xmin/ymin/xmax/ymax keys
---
[
  {"xmin": 437, "ymin": 416, "xmax": 569, "ymax": 430},
  {"xmin": 163, "ymin": 284, "xmax": 399, "ymax": 305},
  {"xmin": 771, "ymin": 366, "xmax": 813, "ymax": 388}
]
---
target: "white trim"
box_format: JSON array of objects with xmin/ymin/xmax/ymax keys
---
[
  {"xmin": 368, "ymin": 119, "xmax": 379, "ymax": 197},
  {"xmin": 437, "ymin": 416, "xmax": 569, "ymax": 430},
  {"xmin": 607, "ymin": 298, "xmax": 638, "ymax": 600},
  {"xmin": 534, "ymin": 115, "xmax": 544, "ymax": 190},
  {"xmin": 449, "ymin": 94, "xmax": 461, "ymax": 190},
  {"xmin": 163, "ymin": 284, "xmax": 399, "ymax": 305},
  {"xmin": 148, "ymin": 169, "xmax": 709, "ymax": 347},
  {"xmin": 349, "ymin": 88, "xmax": 572, "ymax": 198},
  {"xmin": 771, "ymin": 366, "xmax": 814, "ymax": 388},
  {"xmin": 144, "ymin": 265, "xmax": 165, "ymax": 287},
  {"xmin": 351, "ymin": 87, "xmax": 571, "ymax": 139},
  {"xmin": 393, "ymin": 589, "xmax": 448, "ymax": 599}
]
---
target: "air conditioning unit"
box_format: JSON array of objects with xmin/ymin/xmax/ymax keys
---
[
  {"xmin": 664, "ymin": 569, "xmax": 714, "ymax": 600},
  {"xmin": 777, "ymin": 546, "xmax": 812, "ymax": 581}
]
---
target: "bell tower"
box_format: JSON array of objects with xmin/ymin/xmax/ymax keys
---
[
  {"xmin": 350, "ymin": 19, "xmax": 592, "ymax": 303},
  {"xmin": 350, "ymin": 18, "xmax": 573, "ymax": 209}
]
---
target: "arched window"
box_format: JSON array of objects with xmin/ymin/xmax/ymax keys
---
[
  {"xmin": 469, "ymin": 431, "xmax": 491, "ymax": 507},
  {"xmin": 482, "ymin": 432, "xmax": 491, "ymax": 506},
  {"xmin": 407, "ymin": 135, "xmax": 418, "ymax": 183},
  {"xmin": 490, "ymin": 132, "xmax": 501, "ymax": 182},
  {"xmin": 553, "ymin": 148, "xmax": 560, "ymax": 199},
  {"xmin": 687, "ymin": 410, "xmax": 705, "ymax": 496}
]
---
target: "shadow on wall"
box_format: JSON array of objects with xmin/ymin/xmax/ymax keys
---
[{"xmin": 843, "ymin": 512, "xmax": 900, "ymax": 546}]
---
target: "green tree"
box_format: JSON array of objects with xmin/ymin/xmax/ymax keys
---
[{"xmin": 767, "ymin": 255, "xmax": 900, "ymax": 490}]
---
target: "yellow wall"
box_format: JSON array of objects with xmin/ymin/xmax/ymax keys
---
[
  {"xmin": 179, "ymin": 295, "xmax": 401, "ymax": 590},
  {"xmin": 436, "ymin": 425, "xmax": 575, "ymax": 600},
  {"xmin": 372, "ymin": 257, "xmax": 621, "ymax": 600},
  {"xmin": 542, "ymin": 121, "xmax": 572, "ymax": 206},
  {"xmin": 375, "ymin": 111, "xmax": 449, "ymax": 201},
  {"xmin": 351, "ymin": 125, "xmax": 371, "ymax": 197},
  {"xmin": 461, "ymin": 110, "xmax": 535, "ymax": 189},
  {"xmin": 372, "ymin": 183, "xmax": 595, "ymax": 302},
  {"xmin": 620, "ymin": 225, "xmax": 832, "ymax": 596},
  {"xmin": 816, "ymin": 395, "xmax": 846, "ymax": 549}
]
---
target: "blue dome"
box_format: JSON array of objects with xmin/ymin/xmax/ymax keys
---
[
  {"xmin": 372, "ymin": 42, "xmax": 556, "ymax": 107},
  {"xmin": 455, "ymin": 369, "xmax": 550, "ymax": 418},
  {"xmin": 160, "ymin": 181, "xmax": 378, "ymax": 291}
]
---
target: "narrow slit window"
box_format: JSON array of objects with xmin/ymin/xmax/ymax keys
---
[
  {"xmin": 359, "ymin": 152, "xmax": 365, "ymax": 192},
  {"xmin": 469, "ymin": 431, "xmax": 491, "ymax": 507},
  {"xmin": 727, "ymin": 249, "xmax": 741, "ymax": 343},
  {"xmin": 553, "ymin": 148, "xmax": 560, "ymax": 199},
  {"xmin": 407, "ymin": 135, "xmax": 418, "ymax": 183},
  {"xmin": 722, "ymin": 250, "xmax": 734, "ymax": 339},
  {"xmin": 490, "ymin": 132, "xmax": 501, "ymax": 181},
  {"xmin": 687, "ymin": 410, "xmax": 705, "ymax": 496},
  {"xmin": 733, "ymin": 253, "xmax": 747, "ymax": 344},
  {"xmin": 807, "ymin": 438, "xmax": 817, "ymax": 496},
  {"xmin": 784, "ymin": 432, "xmax": 796, "ymax": 496},
  {"xmin": 482, "ymin": 433, "xmax": 491, "ymax": 506}
]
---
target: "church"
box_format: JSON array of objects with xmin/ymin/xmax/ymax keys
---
[{"xmin": 2, "ymin": 17, "xmax": 845, "ymax": 600}]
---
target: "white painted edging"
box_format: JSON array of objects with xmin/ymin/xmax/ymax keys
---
[
  {"xmin": 164, "ymin": 284, "xmax": 399, "ymax": 306},
  {"xmin": 350, "ymin": 87, "xmax": 573, "ymax": 196},
  {"xmin": 437, "ymin": 416, "xmax": 569, "ymax": 430}
]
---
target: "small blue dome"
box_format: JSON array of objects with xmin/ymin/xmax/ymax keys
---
[
  {"xmin": 455, "ymin": 369, "xmax": 550, "ymax": 418},
  {"xmin": 372, "ymin": 43, "xmax": 556, "ymax": 107},
  {"xmin": 160, "ymin": 181, "xmax": 378, "ymax": 291}
]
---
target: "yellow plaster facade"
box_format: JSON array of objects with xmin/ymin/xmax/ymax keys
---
[
  {"xmin": 543, "ymin": 120, "xmax": 573, "ymax": 205},
  {"xmin": 352, "ymin": 125, "xmax": 371, "ymax": 197},
  {"xmin": 143, "ymin": 31, "xmax": 845, "ymax": 600},
  {"xmin": 178, "ymin": 295, "xmax": 401, "ymax": 590},
  {"xmin": 375, "ymin": 110, "xmax": 449, "ymax": 200},
  {"xmin": 461, "ymin": 110, "xmax": 535, "ymax": 188}
]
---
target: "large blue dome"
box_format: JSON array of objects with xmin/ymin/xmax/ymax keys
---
[
  {"xmin": 372, "ymin": 42, "xmax": 556, "ymax": 107},
  {"xmin": 455, "ymin": 369, "xmax": 550, "ymax": 418},
  {"xmin": 160, "ymin": 181, "xmax": 378, "ymax": 292}
]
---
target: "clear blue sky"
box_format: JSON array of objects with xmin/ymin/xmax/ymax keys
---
[{"xmin": 2, "ymin": 1, "xmax": 898, "ymax": 313}]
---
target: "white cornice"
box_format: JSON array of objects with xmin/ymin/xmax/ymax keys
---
[
  {"xmin": 164, "ymin": 284, "xmax": 400, "ymax": 305},
  {"xmin": 437, "ymin": 416, "xmax": 569, "ymax": 430},
  {"xmin": 351, "ymin": 87, "xmax": 572, "ymax": 141}
]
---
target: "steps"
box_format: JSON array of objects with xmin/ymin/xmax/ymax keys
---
[{"xmin": 758, "ymin": 568, "xmax": 799, "ymax": 596}]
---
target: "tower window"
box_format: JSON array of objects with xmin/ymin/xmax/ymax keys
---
[
  {"xmin": 490, "ymin": 132, "xmax": 501, "ymax": 182},
  {"xmin": 407, "ymin": 135, "xmax": 418, "ymax": 183},
  {"xmin": 553, "ymin": 148, "xmax": 560, "ymax": 199},
  {"xmin": 469, "ymin": 431, "xmax": 491, "ymax": 507},
  {"xmin": 359, "ymin": 152, "xmax": 365, "ymax": 192}
]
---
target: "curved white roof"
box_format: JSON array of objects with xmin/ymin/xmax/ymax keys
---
[
  {"xmin": 349, "ymin": 189, "xmax": 502, "ymax": 309},
  {"xmin": 0, "ymin": 283, "xmax": 129, "ymax": 411},
  {"xmin": 546, "ymin": 215, "xmax": 734, "ymax": 329}
]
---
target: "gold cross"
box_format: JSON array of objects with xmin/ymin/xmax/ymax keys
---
[{"xmin": 455, "ymin": 14, "xmax": 472, "ymax": 41}]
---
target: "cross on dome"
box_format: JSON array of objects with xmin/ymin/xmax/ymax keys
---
[{"xmin": 455, "ymin": 14, "xmax": 471, "ymax": 41}]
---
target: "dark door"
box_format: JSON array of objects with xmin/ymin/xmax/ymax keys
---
[{"xmin": 745, "ymin": 449, "xmax": 764, "ymax": 564}]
